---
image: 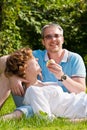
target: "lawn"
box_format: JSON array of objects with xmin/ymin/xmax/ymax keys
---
[{"xmin": 0, "ymin": 95, "xmax": 87, "ymax": 130}]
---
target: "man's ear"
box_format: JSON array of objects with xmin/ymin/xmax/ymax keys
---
[{"xmin": 62, "ymin": 36, "xmax": 64, "ymax": 45}]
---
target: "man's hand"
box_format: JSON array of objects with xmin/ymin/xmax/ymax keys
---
[
  {"xmin": 9, "ymin": 75, "xmax": 30, "ymax": 96},
  {"xmin": 47, "ymin": 62, "xmax": 64, "ymax": 79}
]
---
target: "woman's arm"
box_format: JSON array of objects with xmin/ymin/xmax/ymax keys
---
[
  {"xmin": 0, "ymin": 55, "xmax": 27, "ymax": 96},
  {"xmin": 0, "ymin": 73, "xmax": 11, "ymax": 108},
  {"xmin": 0, "ymin": 55, "xmax": 9, "ymax": 74}
]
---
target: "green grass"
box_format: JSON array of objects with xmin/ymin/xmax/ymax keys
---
[{"xmin": 0, "ymin": 95, "xmax": 87, "ymax": 130}]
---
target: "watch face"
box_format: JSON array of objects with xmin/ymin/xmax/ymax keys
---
[
  {"xmin": 58, "ymin": 75, "xmax": 67, "ymax": 82},
  {"xmin": 62, "ymin": 75, "xmax": 67, "ymax": 80}
]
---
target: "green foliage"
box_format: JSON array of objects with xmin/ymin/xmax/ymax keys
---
[
  {"xmin": 0, "ymin": 0, "xmax": 22, "ymax": 55},
  {"xmin": 0, "ymin": 0, "xmax": 87, "ymax": 66}
]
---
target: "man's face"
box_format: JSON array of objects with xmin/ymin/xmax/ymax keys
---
[{"xmin": 42, "ymin": 27, "xmax": 64, "ymax": 53}]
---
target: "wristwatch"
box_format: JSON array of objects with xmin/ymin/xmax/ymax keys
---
[{"xmin": 58, "ymin": 74, "xmax": 67, "ymax": 82}]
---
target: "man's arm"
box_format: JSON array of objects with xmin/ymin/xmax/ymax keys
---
[
  {"xmin": 47, "ymin": 62, "xmax": 86, "ymax": 94},
  {"xmin": 60, "ymin": 76, "xmax": 86, "ymax": 94}
]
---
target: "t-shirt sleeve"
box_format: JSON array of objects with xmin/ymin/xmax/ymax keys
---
[{"xmin": 70, "ymin": 53, "xmax": 86, "ymax": 77}]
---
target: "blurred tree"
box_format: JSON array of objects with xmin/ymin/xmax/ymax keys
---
[{"xmin": 0, "ymin": 0, "xmax": 87, "ymax": 68}]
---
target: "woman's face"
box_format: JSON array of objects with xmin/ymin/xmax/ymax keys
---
[{"xmin": 25, "ymin": 57, "xmax": 41, "ymax": 81}]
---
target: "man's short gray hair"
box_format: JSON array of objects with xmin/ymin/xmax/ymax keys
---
[{"xmin": 41, "ymin": 23, "xmax": 63, "ymax": 38}]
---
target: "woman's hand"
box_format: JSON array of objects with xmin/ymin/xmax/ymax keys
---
[{"xmin": 9, "ymin": 75, "xmax": 29, "ymax": 96}]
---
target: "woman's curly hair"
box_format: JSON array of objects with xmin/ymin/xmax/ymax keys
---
[{"xmin": 5, "ymin": 48, "xmax": 33, "ymax": 78}]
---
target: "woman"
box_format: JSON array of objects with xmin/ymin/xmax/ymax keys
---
[
  {"xmin": 1, "ymin": 47, "xmax": 87, "ymax": 121},
  {"xmin": 1, "ymin": 47, "xmax": 42, "ymax": 119}
]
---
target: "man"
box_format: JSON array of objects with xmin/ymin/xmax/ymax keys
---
[{"xmin": 0, "ymin": 23, "xmax": 86, "ymax": 117}]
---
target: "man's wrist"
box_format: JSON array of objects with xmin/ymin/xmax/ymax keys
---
[{"xmin": 58, "ymin": 74, "xmax": 67, "ymax": 82}]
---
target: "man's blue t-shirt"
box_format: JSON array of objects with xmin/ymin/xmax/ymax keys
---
[{"xmin": 33, "ymin": 49, "xmax": 86, "ymax": 92}]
